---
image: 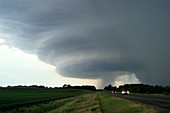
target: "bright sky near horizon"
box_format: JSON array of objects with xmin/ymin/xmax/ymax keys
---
[{"xmin": 0, "ymin": 39, "xmax": 102, "ymax": 88}]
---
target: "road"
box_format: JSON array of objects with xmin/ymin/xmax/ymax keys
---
[{"xmin": 113, "ymin": 94, "xmax": 170, "ymax": 112}]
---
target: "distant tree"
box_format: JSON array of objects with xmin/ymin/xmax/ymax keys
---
[
  {"xmin": 104, "ymin": 84, "xmax": 117, "ymax": 91},
  {"xmin": 62, "ymin": 84, "xmax": 96, "ymax": 90},
  {"xmin": 108, "ymin": 84, "xmax": 112, "ymax": 90},
  {"xmin": 74, "ymin": 85, "xmax": 96, "ymax": 91},
  {"xmin": 38, "ymin": 85, "xmax": 45, "ymax": 88},
  {"xmin": 7, "ymin": 86, "xmax": 12, "ymax": 88},
  {"xmin": 104, "ymin": 83, "xmax": 170, "ymax": 94},
  {"xmin": 63, "ymin": 84, "xmax": 68, "ymax": 88}
]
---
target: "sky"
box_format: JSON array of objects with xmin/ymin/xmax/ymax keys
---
[{"xmin": 0, "ymin": 0, "xmax": 170, "ymax": 88}]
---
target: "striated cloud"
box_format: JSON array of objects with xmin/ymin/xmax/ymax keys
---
[{"xmin": 1, "ymin": 0, "xmax": 170, "ymax": 86}]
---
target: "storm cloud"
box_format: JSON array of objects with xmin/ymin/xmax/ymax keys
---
[{"xmin": 1, "ymin": 0, "xmax": 170, "ymax": 86}]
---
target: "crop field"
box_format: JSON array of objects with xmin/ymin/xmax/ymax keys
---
[
  {"xmin": 0, "ymin": 88, "xmax": 91, "ymax": 112},
  {"xmin": 4, "ymin": 93, "xmax": 101, "ymax": 113},
  {"xmin": 0, "ymin": 88, "xmax": 166, "ymax": 113}
]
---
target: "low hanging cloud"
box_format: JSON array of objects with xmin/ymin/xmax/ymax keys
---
[{"xmin": 0, "ymin": 0, "xmax": 170, "ymax": 86}]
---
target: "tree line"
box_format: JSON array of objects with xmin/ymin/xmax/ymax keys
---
[
  {"xmin": 104, "ymin": 84, "xmax": 170, "ymax": 95},
  {"xmin": 1, "ymin": 84, "xmax": 96, "ymax": 91},
  {"xmin": 62, "ymin": 84, "xmax": 96, "ymax": 91}
]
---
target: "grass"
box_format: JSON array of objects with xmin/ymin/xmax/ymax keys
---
[
  {"xmin": 0, "ymin": 88, "xmax": 91, "ymax": 111},
  {"xmin": 46, "ymin": 93, "xmax": 101, "ymax": 113},
  {"xmin": 0, "ymin": 88, "xmax": 168, "ymax": 113},
  {"xmin": 98, "ymin": 92, "xmax": 167, "ymax": 113},
  {"xmin": 4, "ymin": 93, "xmax": 101, "ymax": 113}
]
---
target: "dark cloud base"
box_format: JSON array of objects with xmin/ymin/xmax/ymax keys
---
[{"xmin": 1, "ymin": 0, "xmax": 170, "ymax": 86}]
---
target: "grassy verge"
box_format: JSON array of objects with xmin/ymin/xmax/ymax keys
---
[
  {"xmin": 5, "ymin": 93, "xmax": 101, "ymax": 113},
  {"xmin": 98, "ymin": 92, "xmax": 166, "ymax": 113}
]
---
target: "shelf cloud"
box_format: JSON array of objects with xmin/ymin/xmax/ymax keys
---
[{"xmin": 1, "ymin": 0, "xmax": 170, "ymax": 86}]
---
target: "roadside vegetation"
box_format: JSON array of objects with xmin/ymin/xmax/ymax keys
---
[{"xmin": 98, "ymin": 92, "xmax": 167, "ymax": 113}]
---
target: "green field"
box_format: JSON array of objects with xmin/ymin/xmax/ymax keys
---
[
  {"xmin": 0, "ymin": 88, "xmax": 91, "ymax": 111},
  {"xmin": 0, "ymin": 88, "xmax": 167, "ymax": 113},
  {"xmin": 5, "ymin": 93, "xmax": 101, "ymax": 113}
]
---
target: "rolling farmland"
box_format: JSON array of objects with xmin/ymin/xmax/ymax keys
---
[{"xmin": 0, "ymin": 88, "xmax": 167, "ymax": 113}]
